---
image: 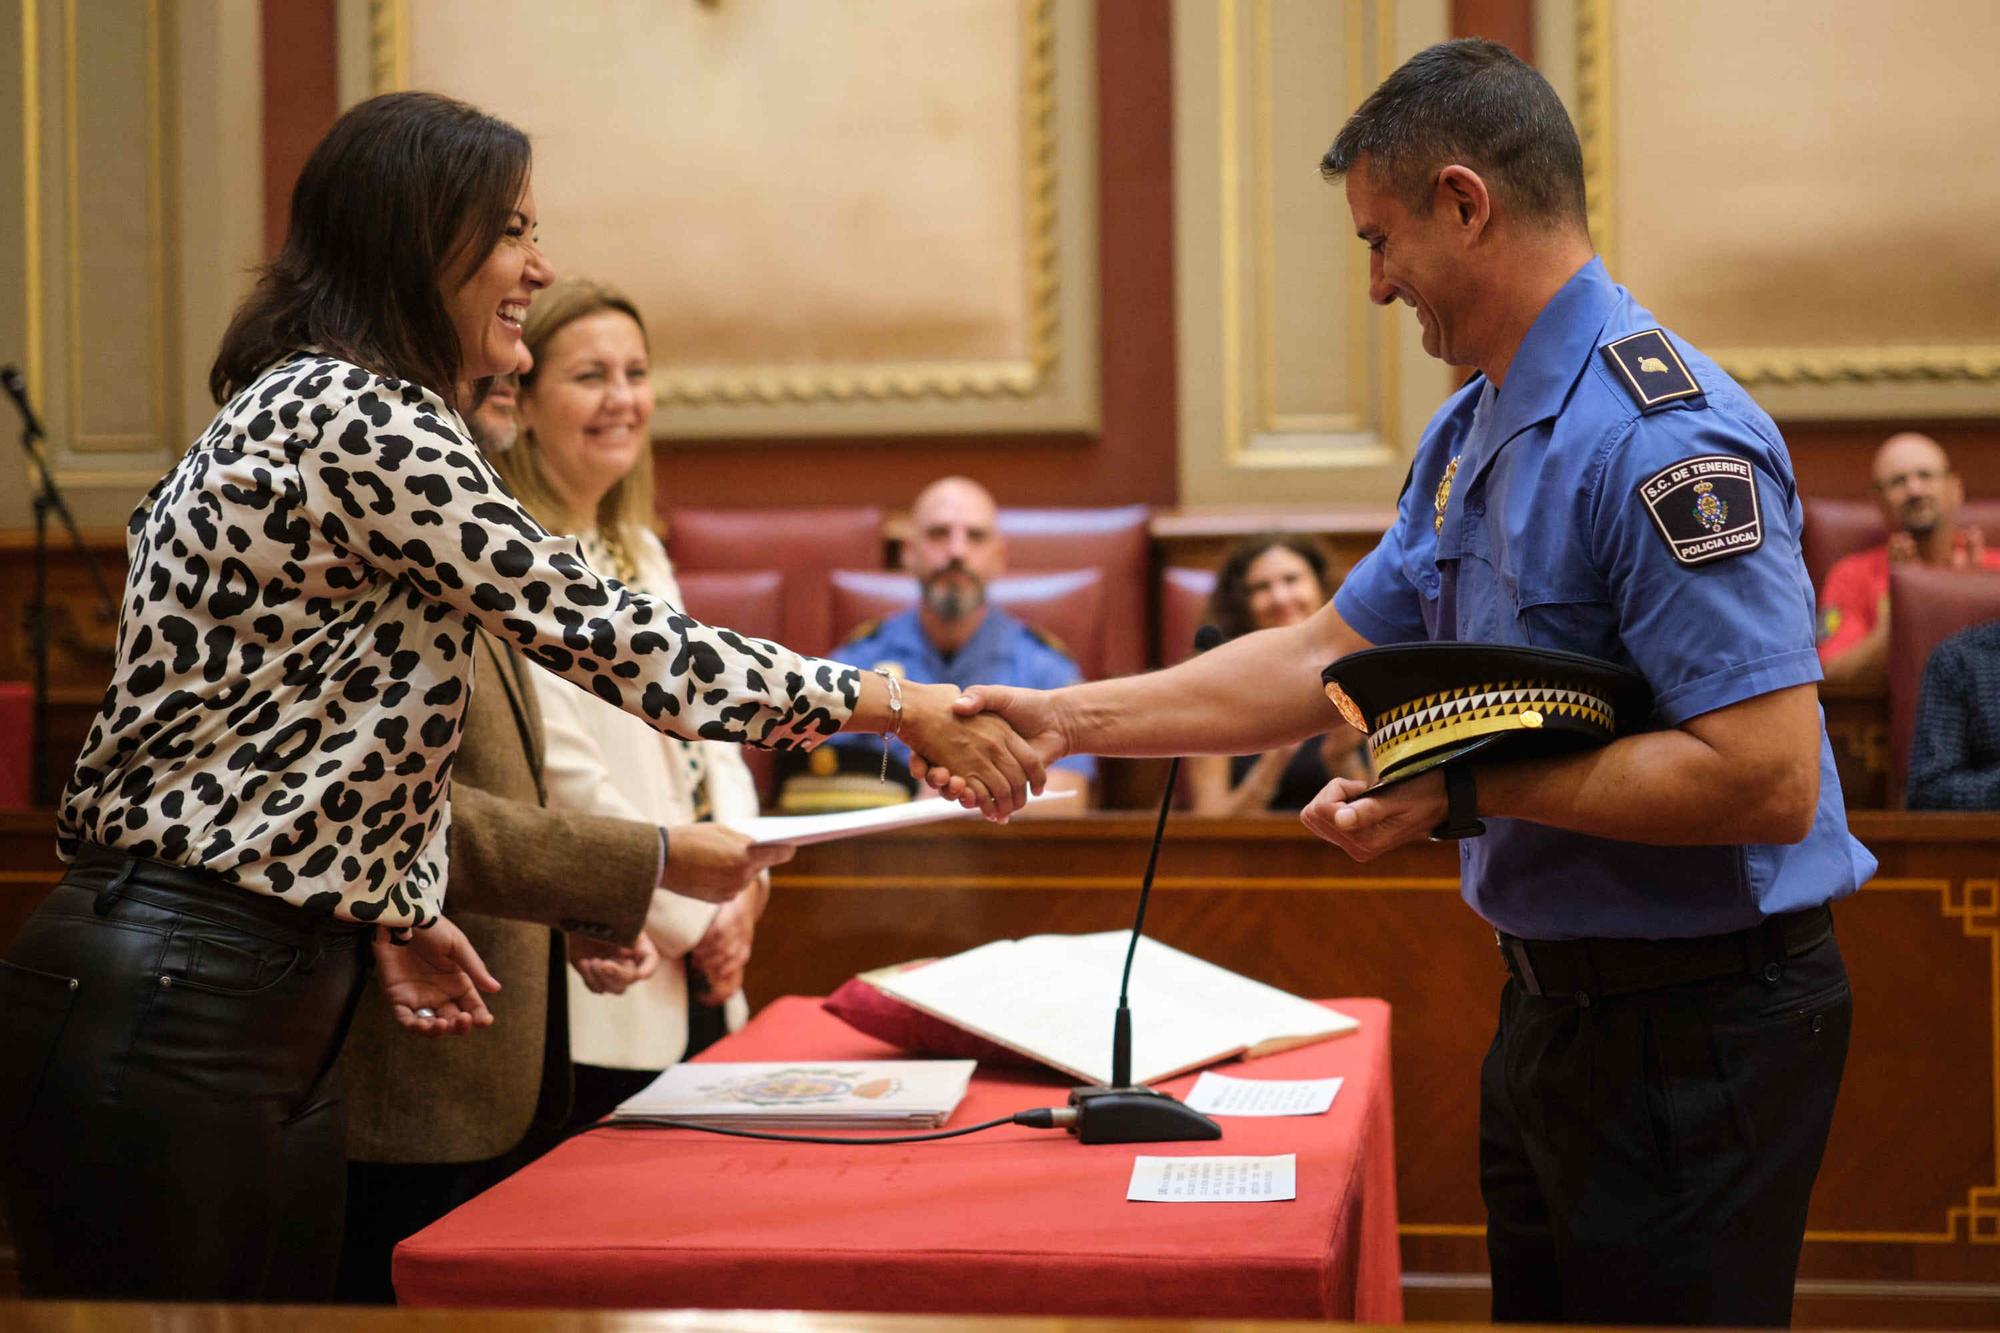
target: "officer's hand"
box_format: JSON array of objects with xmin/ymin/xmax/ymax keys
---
[
  {"xmin": 1300, "ymin": 772, "xmax": 1447, "ymax": 861},
  {"xmin": 1957, "ymin": 526, "xmax": 1986, "ymax": 570},
  {"xmin": 1887, "ymin": 532, "xmax": 1917, "ymax": 564},
  {"xmin": 664, "ymin": 824, "xmax": 793, "ymax": 903}
]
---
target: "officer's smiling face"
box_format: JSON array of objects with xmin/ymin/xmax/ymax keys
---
[{"xmin": 1346, "ymin": 159, "xmax": 1473, "ymax": 368}]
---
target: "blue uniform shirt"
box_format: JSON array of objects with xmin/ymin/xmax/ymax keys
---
[
  {"xmin": 826, "ymin": 606, "xmax": 1098, "ymax": 782},
  {"xmin": 1334, "ymin": 257, "xmax": 1876, "ymax": 940}
]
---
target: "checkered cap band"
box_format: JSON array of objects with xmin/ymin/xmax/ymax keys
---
[{"xmin": 1369, "ymin": 679, "xmax": 1617, "ymax": 777}]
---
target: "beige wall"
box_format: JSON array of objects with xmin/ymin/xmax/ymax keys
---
[
  {"xmin": 358, "ymin": 0, "xmax": 1100, "ymax": 439},
  {"xmin": 0, "ymin": 0, "xmax": 262, "ymax": 531},
  {"xmin": 1172, "ymin": 0, "xmax": 1453, "ymax": 512},
  {"xmin": 1550, "ymin": 0, "xmax": 2000, "ymax": 420}
]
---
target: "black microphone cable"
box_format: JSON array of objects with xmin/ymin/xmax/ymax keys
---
[{"xmin": 580, "ymin": 1104, "xmax": 1076, "ymax": 1147}]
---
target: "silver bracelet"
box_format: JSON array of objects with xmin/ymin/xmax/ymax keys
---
[{"xmin": 875, "ymin": 668, "xmax": 904, "ymax": 781}]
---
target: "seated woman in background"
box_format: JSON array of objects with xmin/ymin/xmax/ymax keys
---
[
  {"xmin": 494, "ymin": 279, "xmax": 767, "ymax": 1126},
  {"xmin": 1184, "ymin": 534, "xmax": 1371, "ymax": 815}
]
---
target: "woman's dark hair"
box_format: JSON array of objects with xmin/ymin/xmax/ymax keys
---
[
  {"xmin": 210, "ymin": 91, "xmax": 531, "ymax": 405},
  {"xmin": 1205, "ymin": 533, "xmax": 1335, "ymax": 642}
]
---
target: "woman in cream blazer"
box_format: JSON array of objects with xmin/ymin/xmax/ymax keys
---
[{"xmin": 496, "ymin": 278, "xmax": 776, "ymax": 1121}]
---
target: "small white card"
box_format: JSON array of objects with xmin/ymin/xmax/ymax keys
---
[
  {"xmin": 1182, "ymin": 1071, "xmax": 1343, "ymax": 1117},
  {"xmin": 1126, "ymin": 1154, "xmax": 1297, "ymax": 1203}
]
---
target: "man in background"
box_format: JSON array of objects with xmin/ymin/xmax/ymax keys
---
[
  {"xmin": 792, "ymin": 476, "xmax": 1093, "ymax": 812},
  {"xmin": 1907, "ymin": 619, "xmax": 2000, "ymax": 810},
  {"xmin": 1819, "ymin": 432, "xmax": 2000, "ymax": 681}
]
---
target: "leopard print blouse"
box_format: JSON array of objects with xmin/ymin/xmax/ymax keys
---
[{"xmin": 58, "ymin": 353, "xmax": 859, "ymax": 927}]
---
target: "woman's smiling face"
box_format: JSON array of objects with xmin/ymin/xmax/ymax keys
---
[
  {"xmin": 517, "ymin": 308, "xmax": 653, "ymax": 515},
  {"xmin": 446, "ymin": 180, "xmax": 553, "ymax": 384}
]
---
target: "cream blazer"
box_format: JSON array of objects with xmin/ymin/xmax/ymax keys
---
[{"xmin": 533, "ymin": 528, "xmax": 758, "ymax": 1070}]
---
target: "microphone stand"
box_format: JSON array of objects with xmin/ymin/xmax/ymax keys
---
[
  {"xmin": 1063, "ymin": 625, "xmax": 1225, "ymax": 1144},
  {"xmin": 2, "ymin": 366, "xmax": 119, "ymax": 806}
]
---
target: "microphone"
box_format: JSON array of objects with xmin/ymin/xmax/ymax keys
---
[
  {"xmin": 1061, "ymin": 623, "xmax": 1226, "ymax": 1144},
  {"xmin": 1, "ymin": 365, "xmax": 46, "ymax": 439}
]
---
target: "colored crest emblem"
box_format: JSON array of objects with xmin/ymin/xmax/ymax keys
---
[
  {"xmin": 1691, "ymin": 480, "xmax": 1729, "ymax": 534},
  {"xmin": 1324, "ymin": 681, "xmax": 1369, "ymax": 734},
  {"xmin": 1433, "ymin": 455, "xmax": 1463, "ymax": 534}
]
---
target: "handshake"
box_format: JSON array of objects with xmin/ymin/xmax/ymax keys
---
[{"xmin": 869, "ymin": 679, "xmax": 1068, "ymax": 819}]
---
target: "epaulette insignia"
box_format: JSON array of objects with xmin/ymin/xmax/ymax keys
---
[
  {"xmin": 1027, "ymin": 624, "xmax": 1073, "ymax": 659},
  {"xmin": 1602, "ymin": 329, "xmax": 1702, "ymax": 411},
  {"xmin": 839, "ymin": 617, "xmax": 883, "ymax": 646}
]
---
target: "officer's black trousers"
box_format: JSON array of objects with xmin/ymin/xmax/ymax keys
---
[{"xmin": 1480, "ymin": 929, "xmax": 1850, "ymax": 1326}]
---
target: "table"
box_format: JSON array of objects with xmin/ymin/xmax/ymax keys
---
[{"xmin": 395, "ymin": 996, "xmax": 1401, "ymax": 1321}]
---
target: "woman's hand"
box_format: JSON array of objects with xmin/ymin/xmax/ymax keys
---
[
  {"xmin": 373, "ymin": 915, "xmax": 502, "ymax": 1036},
  {"xmin": 663, "ymin": 824, "xmax": 793, "ymax": 903},
  {"xmin": 570, "ymin": 931, "xmax": 661, "ymax": 996},
  {"xmin": 689, "ymin": 876, "xmax": 765, "ymax": 1005},
  {"xmin": 897, "ymin": 681, "xmax": 1052, "ymax": 817}
]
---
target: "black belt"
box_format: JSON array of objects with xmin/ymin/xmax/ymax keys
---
[
  {"xmin": 1497, "ymin": 905, "xmax": 1833, "ymax": 1001},
  {"xmin": 66, "ymin": 843, "xmax": 367, "ymax": 946}
]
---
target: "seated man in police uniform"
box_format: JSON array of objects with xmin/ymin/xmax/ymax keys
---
[{"xmin": 782, "ymin": 476, "xmax": 1094, "ymax": 814}]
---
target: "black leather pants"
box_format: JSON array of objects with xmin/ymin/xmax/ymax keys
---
[{"xmin": 0, "ymin": 846, "xmax": 369, "ymax": 1300}]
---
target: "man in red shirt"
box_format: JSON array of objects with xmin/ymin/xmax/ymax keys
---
[{"xmin": 1819, "ymin": 432, "xmax": 1999, "ymax": 681}]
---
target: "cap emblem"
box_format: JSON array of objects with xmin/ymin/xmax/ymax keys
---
[{"xmin": 1325, "ymin": 681, "xmax": 1368, "ymax": 733}]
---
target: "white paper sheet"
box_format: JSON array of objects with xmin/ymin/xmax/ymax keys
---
[
  {"xmin": 1182, "ymin": 1072, "xmax": 1343, "ymax": 1118},
  {"xmin": 722, "ymin": 789, "xmax": 1075, "ymax": 848},
  {"xmin": 1126, "ymin": 1154, "xmax": 1297, "ymax": 1203}
]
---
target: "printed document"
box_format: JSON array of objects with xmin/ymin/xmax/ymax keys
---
[
  {"xmin": 1127, "ymin": 1154, "xmax": 1297, "ymax": 1203},
  {"xmin": 1183, "ymin": 1071, "xmax": 1343, "ymax": 1117}
]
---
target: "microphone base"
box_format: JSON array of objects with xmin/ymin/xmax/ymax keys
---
[{"xmin": 1066, "ymin": 1084, "xmax": 1222, "ymax": 1144}]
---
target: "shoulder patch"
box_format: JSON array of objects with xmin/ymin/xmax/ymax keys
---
[
  {"xmin": 1637, "ymin": 455, "xmax": 1763, "ymax": 566},
  {"xmin": 840, "ymin": 616, "xmax": 883, "ymax": 646},
  {"xmin": 1602, "ymin": 329, "xmax": 1703, "ymax": 411}
]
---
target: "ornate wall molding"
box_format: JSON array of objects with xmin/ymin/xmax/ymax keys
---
[
  {"xmin": 366, "ymin": 0, "xmax": 1097, "ymax": 437},
  {"xmin": 1569, "ymin": 0, "xmax": 2000, "ymax": 410},
  {"xmin": 1175, "ymin": 0, "xmax": 1451, "ymax": 509}
]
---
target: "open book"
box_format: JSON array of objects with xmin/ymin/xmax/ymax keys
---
[{"xmin": 875, "ymin": 933, "xmax": 1358, "ymax": 1087}]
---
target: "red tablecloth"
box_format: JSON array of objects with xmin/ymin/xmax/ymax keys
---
[{"xmin": 396, "ymin": 996, "xmax": 1401, "ymax": 1321}]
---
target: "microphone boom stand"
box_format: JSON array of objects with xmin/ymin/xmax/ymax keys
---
[
  {"xmin": 3, "ymin": 366, "xmax": 119, "ymax": 806},
  {"xmin": 1063, "ymin": 747, "xmax": 1223, "ymax": 1144}
]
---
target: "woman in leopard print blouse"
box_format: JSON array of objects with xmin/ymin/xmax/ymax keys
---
[{"xmin": 0, "ymin": 91, "xmax": 1043, "ymax": 1302}]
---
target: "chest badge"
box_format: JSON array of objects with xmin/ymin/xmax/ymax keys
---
[{"xmin": 1433, "ymin": 454, "xmax": 1462, "ymax": 534}]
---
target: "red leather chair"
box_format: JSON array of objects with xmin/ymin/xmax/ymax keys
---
[
  {"xmin": 826, "ymin": 568, "xmax": 1107, "ymax": 681},
  {"xmin": 665, "ymin": 507, "xmax": 886, "ymax": 658},
  {"xmin": 1158, "ymin": 566, "xmax": 1218, "ymax": 666},
  {"xmin": 1886, "ymin": 564, "xmax": 2000, "ymax": 805},
  {"xmin": 1803, "ymin": 497, "xmax": 2000, "ymax": 594},
  {"xmin": 667, "ymin": 569, "xmax": 787, "ymax": 800},
  {"xmin": 996, "ymin": 506, "xmax": 1150, "ymax": 678},
  {"xmin": 672, "ymin": 569, "xmax": 786, "ymax": 647}
]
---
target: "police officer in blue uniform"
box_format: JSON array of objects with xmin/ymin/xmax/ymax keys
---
[
  {"xmin": 828, "ymin": 605, "xmax": 1097, "ymax": 790},
  {"xmin": 818, "ymin": 476, "xmax": 1095, "ymax": 804},
  {"xmin": 944, "ymin": 40, "xmax": 1871, "ymax": 1327}
]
